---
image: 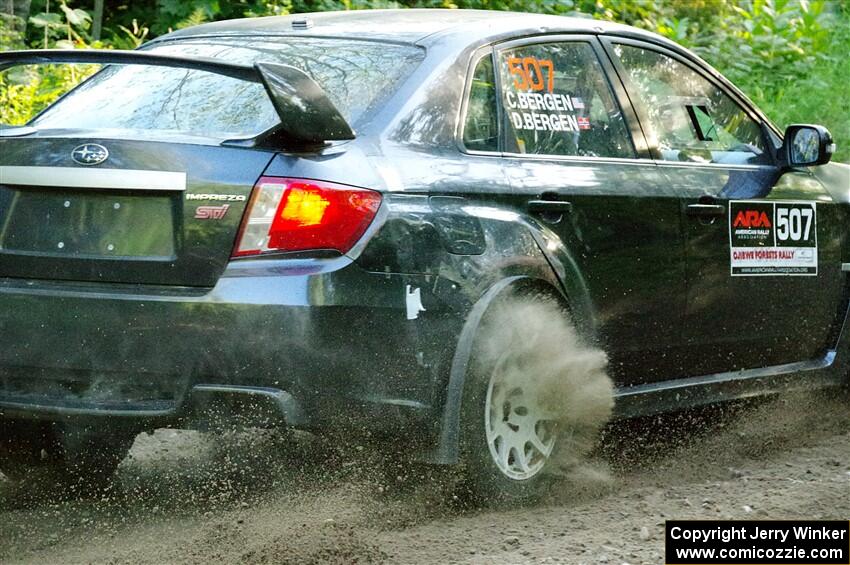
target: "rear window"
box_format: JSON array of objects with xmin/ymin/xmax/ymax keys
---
[{"xmin": 30, "ymin": 38, "xmax": 424, "ymax": 139}]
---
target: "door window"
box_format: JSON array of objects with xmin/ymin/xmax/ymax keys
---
[
  {"xmin": 496, "ymin": 42, "xmax": 635, "ymax": 159},
  {"xmin": 463, "ymin": 54, "xmax": 499, "ymax": 152},
  {"xmin": 612, "ymin": 44, "xmax": 770, "ymax": 166}
]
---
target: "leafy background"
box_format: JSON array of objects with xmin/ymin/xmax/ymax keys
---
[{"xmin": 1, "ymin": 0, "xmax": 848, "ymax": 162}]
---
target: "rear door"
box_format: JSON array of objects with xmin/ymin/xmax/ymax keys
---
[
  {"xmin": 485, "ymin": 36, "xmax": 688, "ymax": 386},
  {"xmin": 604, "ymin": 39, "xmax": 845, "ymax": 375},
  {"xmin": 0, "ymin": 136, "xmax": 272, "ymax": 287}
]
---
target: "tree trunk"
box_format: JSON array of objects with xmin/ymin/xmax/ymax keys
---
[
  {"xmin": 92, "ymin": 0, "xmax": 103, "ymax": 40},
  {"xmin": 0, "ymin": 0, "xmax": 32, "ymax": 33}
]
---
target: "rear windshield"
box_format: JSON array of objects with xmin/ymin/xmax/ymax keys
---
[{"xmin": 30, "ymin": 38, "xmax": 424, "ymax": 139}]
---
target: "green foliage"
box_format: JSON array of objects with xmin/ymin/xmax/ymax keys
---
[
  {"xmin": 0, "ymin": 64, "xmax": 92, "ymax": 124},
  {"xmin": 112, "ymin": 20, "xmax": 150, "ymax": 50},
  {"xmin": 28, "ymin": 1, "xmax": 91, "ymax": 49},
  {"xmin": 0, "ymin": 11, "xmax": 26, "ymax": 50},
  {"xmin": 1, "ymin": 2, "xmax": 99, "ymax": 125},
  {"xmin": 637, "ymin": 0, "xmax": 848, "ymax": 162},
  {"xmin": 1, "ymin": 0, "xmax": 848, "ymax": 161},
  {"xmin": 714, "ymin": 1, "xmax": 849, "ymax": 162}
]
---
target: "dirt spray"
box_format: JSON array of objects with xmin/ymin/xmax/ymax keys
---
[{"xmin": 477, "ymin": 296, "xmax": 615, "ymax": 476}]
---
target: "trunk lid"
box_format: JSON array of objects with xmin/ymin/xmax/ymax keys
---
[{"xmin": 0, "ymin": 136, "xmax": 274, "ymax": 286}]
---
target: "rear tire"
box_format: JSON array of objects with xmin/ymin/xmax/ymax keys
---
[
  {"xmin": 457, "ymin": 294, "xmax": 612, "ymax": 505},
  {"xmin": 0, "ymin": 420, "xmax": 134, "ymax": 494},
  {"xmin": 459, "ymin": 338, "xmax": 558, "ymax": 503}
]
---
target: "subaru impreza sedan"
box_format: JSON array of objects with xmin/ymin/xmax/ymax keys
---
[{"xmin": 0, "ymin": 9, "xmax": 847, "ymax": 501}]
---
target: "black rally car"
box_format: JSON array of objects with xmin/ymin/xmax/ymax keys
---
[{"xmin": 0, "ymin": 9, "xmax": 847, "ymax": 499}]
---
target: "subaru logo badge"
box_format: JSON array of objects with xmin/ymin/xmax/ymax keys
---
[{"xmin": 71, "ymin": 143, "xmax": 109, "ymax": 166}]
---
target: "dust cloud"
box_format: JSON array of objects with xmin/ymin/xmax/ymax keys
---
[
  {"xmin": 1, "ymin": 297, "xmax": 848, "ymax": 564},
  {"xmin": 477, "ymin": 295, "xmax": 615, "ymax": 476}
]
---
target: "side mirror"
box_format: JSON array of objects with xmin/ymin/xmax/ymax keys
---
[{"xmin": 783, "ymin": 124, "xmax": 835, "ymax": 168}]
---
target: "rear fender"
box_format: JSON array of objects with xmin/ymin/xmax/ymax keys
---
[
  {"xmin": 522, "ymin": 218, "xmax": 598, "ymax": 339},
  {"xmin": 349, "ymin": 193, "xmax": 598, "ymax": 462}
]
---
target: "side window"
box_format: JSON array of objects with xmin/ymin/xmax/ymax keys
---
[
  {"xmin": 612, "ymin": 44, "xmax": 770, "ymax": 166},
  {"xmin": 496, "ymin": 41, "xmax": 635, "ymax": 159},
  {"xmin": 463, "ymin": 54, "xmax": 499, "ymax": 152}
]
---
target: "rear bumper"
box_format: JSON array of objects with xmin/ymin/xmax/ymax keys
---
[{"xmin": 0, "ymin": 256, "xmax": 465, "ymax": 431}]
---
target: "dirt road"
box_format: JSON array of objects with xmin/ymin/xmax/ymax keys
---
[{"xmin": 0, "ymin": 390, "xmax": 847, "ymax": 565}]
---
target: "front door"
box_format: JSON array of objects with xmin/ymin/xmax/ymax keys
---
[{"xmin": 606, "ymin": 40, "xmax": 845, "ymax": 376}]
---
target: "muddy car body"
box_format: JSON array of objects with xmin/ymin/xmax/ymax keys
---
[{"xmin": 0, "ymin": 10, "xmax": 848, "ymax": 498}]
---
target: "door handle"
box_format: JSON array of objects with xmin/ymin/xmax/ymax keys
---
[
  {"xmin": 686, "ymin": 203, "xmax": 725, "ymax": 217},
  {"xmin": 528, "ymin": 200, "xmax": 573, "ymax": 213}
]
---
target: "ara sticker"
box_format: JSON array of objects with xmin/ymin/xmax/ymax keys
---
[{"xmin": 729, "ymin": 201, "xmax": 817, "ymax": 276}]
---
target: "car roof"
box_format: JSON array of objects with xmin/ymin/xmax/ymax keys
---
[{"xmin": 157, "ymin": 8, "xmax": 668, "ymax": 48}]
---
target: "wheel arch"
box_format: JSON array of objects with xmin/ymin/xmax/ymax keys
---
[{"xmin": 429, "ymin": 274, "xmax": 588, "ymax": 464}]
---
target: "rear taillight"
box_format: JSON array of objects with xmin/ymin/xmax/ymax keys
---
[{"xmin": 233, "ymin": 177, "xmax": 382, "ymax": 257}]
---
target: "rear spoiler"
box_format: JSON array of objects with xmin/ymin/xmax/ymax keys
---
[{"xmin": 0, "ymin": 49, "xmax": 355, "ymax": 146}]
